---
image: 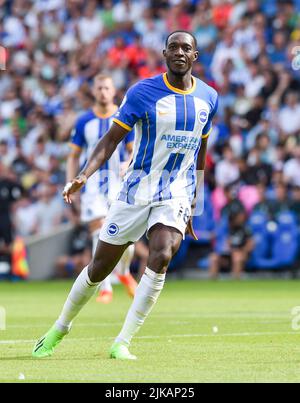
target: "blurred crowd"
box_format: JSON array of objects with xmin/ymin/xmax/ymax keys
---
[{"xmin": 1, "ymin": 0, "xmax": 300, "ymax": 276}]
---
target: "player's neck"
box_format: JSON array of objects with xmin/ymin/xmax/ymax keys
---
[
  {"xmin": 93, "ymin": 104, "xmax": 118, "ymax": 119},
  {"xmin": 166, "ymin": 71, "xmax": 193, "ymax": 91}
]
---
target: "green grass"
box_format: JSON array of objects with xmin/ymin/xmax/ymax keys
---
[{"xmin": 0, "ymin": 279, "xmax": 300, "ymax": 383}]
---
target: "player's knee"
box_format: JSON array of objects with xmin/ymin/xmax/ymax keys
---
[{"xmin": 149, "ymin": 247, "xmax": 173, "ymax": 272}]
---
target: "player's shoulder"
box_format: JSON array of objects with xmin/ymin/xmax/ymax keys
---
[
  {"xmin": 194, "ymin": 77, "xmax": 218, "ymax": 103},
  {"xmin": 75, "ymin": 109, "xmax": 95, "ymax": 127},
  {"xmin": 126, "ymin": 75, "xmax": 165, "ymax": 100}
]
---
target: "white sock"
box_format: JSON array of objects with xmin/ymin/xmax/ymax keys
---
[
  {"xmin": 117, "ymin": 244, "xmax": 135, "ymax": 276},
  {"xmin": 92, "ymin": 230, "xmax": 100, "ymax": 255},
  {"xmin": 115, "ymin": 267, "xmax": 166, "ymax": 346},
  {"xmin": 100, "ymin": 275, "xmax": 113, "ymax": 293},
  {"xmin": 56, "ymin": 266, "xmax": 99, "ymax": 333}
]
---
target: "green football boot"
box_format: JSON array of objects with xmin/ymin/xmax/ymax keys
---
[
  {"xmin": 32, "ymin": 325, "xmax": 68, "ymax": 358},
  {"xmin": 109, "ymin": 342, "xmax": 137, "ymax": 360}
]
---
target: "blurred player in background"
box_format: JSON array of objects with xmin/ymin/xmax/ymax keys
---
[
  {"xmin": 33, "ymin": 31, "xmax": 218, "ymax": 360},
  {"xmin": 67, "ymin": 73, "xmax": 137, "ymax": 303}
]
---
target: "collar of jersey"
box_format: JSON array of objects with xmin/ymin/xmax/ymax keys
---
[
  {"xmin": 93, "ymin": 105, "xmax": 118, "ymax": 119},
  {"xmin": 163, "ymin": 73, "xmax": 196, "ymax": 95}
]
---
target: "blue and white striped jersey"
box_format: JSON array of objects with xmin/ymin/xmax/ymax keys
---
[
  {"xmin": 113, "ymin": 73, "xmax": 218, "ymax": 205},
  {"xmin": 70, "ymin": 108, "xmax": 134, "ymax": 201}
]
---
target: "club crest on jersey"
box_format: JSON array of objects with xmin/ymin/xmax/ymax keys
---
[
  {"xmin": 107, "ymin": 223, "xmax": 119, "ymax": 236},
  {"xmin": 197, "ymin": 110, "xmax": 209, "ymax": 125}
]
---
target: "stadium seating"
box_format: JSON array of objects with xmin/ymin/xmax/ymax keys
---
[{"xmin": 248, "ymin": 211, "xmax": 298, "ymax": 270}]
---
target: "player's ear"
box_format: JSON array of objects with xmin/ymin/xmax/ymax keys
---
[
  {"xmin": 194, "ymin": 51, "xmax": 199, "ymax": 62},
  {"xmin": 163, "ymin": 49, "xmax": 167, "ymax": 58}
]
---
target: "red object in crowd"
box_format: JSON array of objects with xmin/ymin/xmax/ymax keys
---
[
  {"xmin": 212, "ymin": 3, "xmax": 233, "ymax": 30},
  {"xmin": 166, "ymin": 6, "xmax": 192, "ymax": 32},
  {"xmin": 0, "ymin": 46, "xmax": 7, "ymax": 70},
  {"xmin": 205, "ymin": 152, "xmax": 215, "ymax": 171},
  {"xmin": 126, "ymin": 44, "xmax": 147, "ymax": 69},
  {"xmin": 108, "ymin": 45, "xmax": 129, "ymax": 68},
  {"xmin": 137, "ymin": 64, "xmax": 165, "ymax": 79}
]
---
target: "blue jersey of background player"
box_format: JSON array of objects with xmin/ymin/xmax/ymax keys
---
[
  {"xmin": 68, "ymin": 74, "xmax": 134, "ymax": 224},
  {"xmin": 66, "ymin": 74, "xmax": 137, "ymax": 303}
]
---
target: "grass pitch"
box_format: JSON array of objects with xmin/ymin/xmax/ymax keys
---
[{"xmin": 0, "ymin": 279, "xmax": 300, "ymax": 383}]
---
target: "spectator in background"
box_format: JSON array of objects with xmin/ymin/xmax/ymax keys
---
[
  {"xmin": 13, "ymin": 195, "xmax": 39, "ymax": 237},
  {"xmin": 209, "ymin": 210, "xmax": 254, "ymax": 280},
  {"xmin": 270, "ymin": 182, "xmax": 291, "ymax": 218},
  {"xmin": 78, "ymin": 0, "xmax": 103, "ymax": 45},
  {"xmin": 113, "ymin": 0, "xmax": 145, "ymax": 25},
  {"xmin": 278, "ymin": 92, "xmax": 300, "ymax": 137},
  {"xmin": 253, "ymin": 183, "xmax": 273, "ymax": 217},
  {"xmin": 284, "ymin": 145, "xmax": 300, "ymax": 187},
  {"xmin": 34, "ymin": 181, "xmax": 65, "ymax": 235},
  {"xmin": 215, "ymin": 145, "xmax": 240, "ymax": 187},
  {"xmin": 267, "ymin": 30, "xmax": 288, "ymax": 66},
  {"xmin": 0, "ymin": 162, "xmax": 23, "ymax": 276},
  {"xmin": 291, "ymin": 186, "xmax": 300, "ymax": 224},
  {"xmin": 221, "ymin": 184, "xmax": 246, "ymax": 220}
]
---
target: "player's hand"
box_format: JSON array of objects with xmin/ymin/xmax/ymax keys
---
[
  {"xmin": 186, "ymin": 217, "xmax": 198, "ymax": 241},
  {"xmin": 63, "ymin": 174, "xmax": 87, "ymax": 204},
  {"xmin": 186, "ymin": 201, "xmax": 198, "ymax": 241}
]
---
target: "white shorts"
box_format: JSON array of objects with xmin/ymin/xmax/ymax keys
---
[
  {"xmin": 99, "ymin": 199, "xmax": 191, "ymax": 245},
  {"xmin": 80, "ymin": 193, "xmax": 109, "ymax": 223}
]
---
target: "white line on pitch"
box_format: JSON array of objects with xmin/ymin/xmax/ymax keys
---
[
  {"xmin": 1, "ymin": 330, "xmax": 300, "ymax": 345},
  {"xmin": 5, "ymin": 321, "xmax": 190, "ymax": 329}
]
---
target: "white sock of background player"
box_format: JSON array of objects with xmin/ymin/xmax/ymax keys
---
[
  {"xmin": 100, "ymin": 244, "xmax": 135, "ymax": 292},
  {"xmin": 92, "ymin": 229, "xmax": 113, "ymax": 293},
  {"xmin": 117, "ymin": 244, "xmax": 135, "ymax": 276}
]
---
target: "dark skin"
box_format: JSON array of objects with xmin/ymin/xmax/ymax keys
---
[{"xmin": 63, "ymin": 32, "xmax": 208, "ymax": 280}]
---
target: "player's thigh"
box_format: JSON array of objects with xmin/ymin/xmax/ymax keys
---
[
  {"xmin": 147, "ymin": 223, "xmax": 183, "ymax": 272},
  {"xmin": 100, "ymin": 200, "xmax": 150, "ymax": 245},
  {"xmin": 88, "ymin": 240, "xmax": 130, "ymax": 282},
  {"xmin": 147, "ymin": 199, "xmax": 191, "ymax": 242}
]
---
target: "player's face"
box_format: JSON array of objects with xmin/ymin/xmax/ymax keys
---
[
  {"xmin": 163, "ymin": 33, "xmax": 198, "ymax": 76},
  {"xmin": 92, "ymin": 78, "xmax": 116, "ymax": 106}
]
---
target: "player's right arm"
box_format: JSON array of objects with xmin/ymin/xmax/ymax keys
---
[
  {"xmin": 66, "ymin": 148, "xmax": 80, "ymax": 183},
  {"xmin": 63, "ymin": 123, "xmax": 130, "ymax": 203},
  {"xmin": 63, "ymin": 83, "xmax": 144, "ymax": 204}
]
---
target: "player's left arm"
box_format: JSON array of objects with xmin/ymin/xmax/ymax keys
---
[
  {"xmin": 63, "ymin": 82, "xmax": 144, "ymax": 203},
  {"xmin": 186, "ymin": 136, "xmax": 208, "ymax": 241},
  {"xmin": 186, "ymin": 93, "xmax": 218, "ymax": 240}
]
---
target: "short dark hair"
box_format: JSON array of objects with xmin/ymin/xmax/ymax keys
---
[{"xmin": 165, "ymin": 31, "xmax": 198, "ymax": 49}]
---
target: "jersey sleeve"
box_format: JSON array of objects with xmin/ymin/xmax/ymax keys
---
[
  {"xmin": 69, "ymin": 116, "xmax": 87, "ymax": 151},
  {"xmin": 202, "ymin": 93, "xmax": 219, "ymax": 139},
  {"xmin": 113, "ymin": 83, "xmax": 145, "ymax": 131}
]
